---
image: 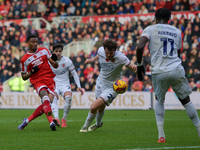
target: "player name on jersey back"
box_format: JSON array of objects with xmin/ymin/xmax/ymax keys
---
[{"xmin": 158, "ymin": 31, "xmax": 177, "ymax": 37}]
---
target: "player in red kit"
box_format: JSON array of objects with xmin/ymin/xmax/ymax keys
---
[{"xmin": 18, "ymin": 34, "xmax": 60, "ymax": 131}]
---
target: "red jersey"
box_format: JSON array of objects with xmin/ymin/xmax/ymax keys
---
[{"xmin": 20, "ymin": 47, "xmax": 55, "ymax": 85}]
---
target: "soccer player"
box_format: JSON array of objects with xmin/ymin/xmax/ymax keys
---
[
  {"xmin": 18, "ymin": 34, "xmax": 59, "ymax": 131},
  {"xmin": 136, "ymin": 8, "xmax": 200, "ymax": 143},
  {"xmin": 50, "ymin": 43, "xmax": 84, "ymax": 127},
  {"xmin": 79, "ymin": 39, "xmax": 137, "ymax": 132}
]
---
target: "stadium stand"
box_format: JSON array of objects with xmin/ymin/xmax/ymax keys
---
[{"xmin": 0, "ymin": 0, "xmax": 200, "ymax": 92}]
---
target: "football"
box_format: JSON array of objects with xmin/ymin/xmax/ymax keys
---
[{"xmin": 113, "ymin": 79, "xmax": 128, "ymax": 94}]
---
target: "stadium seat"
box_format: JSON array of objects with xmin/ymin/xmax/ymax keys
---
[
  {"xmin": 132, "ymin": 2, "xmax": 143, "ymax": 13},
  {"xmin": 37, "ymin": 29, "xmax": 46, "ymax": 39},
  {"xmin": 47, "ymin": 12, "xmax": 56, "ymax": 22},
  {"xmin": 172, "ymin": 0, "xmax": 176, "ymax": 6},
  {"xmin": 156, "ymin": 1, "xmax": 166, "ymax": 10}
]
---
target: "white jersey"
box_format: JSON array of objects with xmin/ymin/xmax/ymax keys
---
[
  {"xmin": 98, "ymin": 46, "xmax": 131, "ymax": 83},
  {"xmin": 141, "ymin": 24, "xmax": 182, "ymax": 74},
  {"xmin": 51, "ymin": 56, "xmax": 75, "ymax": 86}
]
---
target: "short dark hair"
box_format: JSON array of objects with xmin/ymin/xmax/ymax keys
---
[
  {"xmin": 27, "ymin": 34, "xmax": 37, "ymax": 42},
  {"xmin": 103, "ymin": 39, "xmax": 117, "ymax": 51},
  {"xmin": 53, "ymin": 43, "xmax": 63, "ymax": 51},
  {"xmin": 155, "ymin": 8, "xmax": 171, "ymax": 22}
]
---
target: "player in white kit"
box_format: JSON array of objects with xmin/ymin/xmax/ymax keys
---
[
  {"xmin": 136, "ymin": 8, "xmax": 200, "ymax": 143},
  {"xmin": 80, "ymin": 39, "xmax": 137, "ymax": 132},
  {"xmin": 51, "ymin": 43, "xmax": 84, "ymax": 127}
]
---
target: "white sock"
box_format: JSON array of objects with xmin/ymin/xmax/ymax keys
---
[
  {"xmin": 51, "ymin": 96, "xmax": 59, "ymax": 119},
  {"xmin": 195, "ymin": 124, "xmax": 200, "ymax": 137},
  {"xmin": 96, "ymin": 111, "xmax": 105, "ymax": 126},
  {"xmin": 42, "ymin": 95, "xmax": 50, "ymax": 102},
  {"xmin": 83, "ymin": 111, "xmax": 96, "ymax": 128},
  {"xmin": 157, "ymin": 121, "xmax": 165, "ymax": 139},
  {"xmin": 155, "ymin": 101, "xmax": 165, "ymax": 139},
  {"xmin": 63, "ymin": 95, "xmax": 72, "ymax": 120},
  {"xmin": 25, "ymin": 119, "xmax": 29, "ymax": 124},
  {"xmin": 184, "ymin": 101, "xmax": 200, "ymax": 136},
  {"xmin": 50, "ymin": 121, "xmax": 54, "ymax": 126}
]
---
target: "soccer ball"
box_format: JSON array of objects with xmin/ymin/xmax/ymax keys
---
[{"xmin": 113, "ymin": 79, "xmax": 128, "ymax": 94}]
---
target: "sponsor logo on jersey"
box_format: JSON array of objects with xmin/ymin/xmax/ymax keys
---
[
  {"xmin": 32, "ymin": 58, "xmax": 43, "ymax": 66},
  {"xmin": 62, "ymin": 64, "xmax": 65, "ymax": 67},
  {"xmin": 101, "ymin": 63, "xmax": 114, "ymax": 71},
  {"xmin": 54, "ymin": 70, "xmax": 66, "ymax": 75},
  {"xmin": 157, "ymin": 26, "xmax": 163, "ymax": 29}
]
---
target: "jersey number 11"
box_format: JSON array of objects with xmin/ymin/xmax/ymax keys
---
[{"xmin": 161, "ymin": 38, "xmax": 174, "ymax": 56}]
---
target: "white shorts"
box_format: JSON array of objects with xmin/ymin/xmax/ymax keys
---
[
  {"xmin": 152, "ymin": 67, "xmax": 191, "ymax": 102},
  {"xmin": 95, "ymin": 78, "xmax": 118, "ymax": 106},
  {"xmin": 55, "ymin": 84, "xmax": 71, "ymax": 98}
]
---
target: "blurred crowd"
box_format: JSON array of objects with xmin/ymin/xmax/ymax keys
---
[
  {"xmin": 0, "ymin": 0, "xmax": 200, "ymax": 20},
  {"xmin": 0, "ymin": 0, "xmax": 200, "ymax": 92}
]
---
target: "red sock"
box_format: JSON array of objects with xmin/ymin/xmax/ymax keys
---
[
  {"xmin": 28, "ymin": 104, "xmax": 44, "ymax": 122},
  {"xmin": 43, "ymin": 100, "xmax": 53, "ymax": 123}
]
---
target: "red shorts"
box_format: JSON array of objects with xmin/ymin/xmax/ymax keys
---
[{"xmin": 33, "ymin": 78, "xmax": 55, "ymax": 95}]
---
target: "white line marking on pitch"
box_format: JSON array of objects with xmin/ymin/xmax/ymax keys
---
[
  {"xmin": 1, "ymin": 118, "xmax": 191, "ymax": 123},
  {"xmin": 120, "ymin": 146, "xmax": 200, "ymax": 150}
]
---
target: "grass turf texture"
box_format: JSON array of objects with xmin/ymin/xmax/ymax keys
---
[{"xmin": 0, "ymin": 109, "xmax": 200, "ymax": 150}]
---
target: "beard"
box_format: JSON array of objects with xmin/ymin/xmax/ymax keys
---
[{"xmin": 31, "ymin": 46, "xmax": 37, "ymax": 51}]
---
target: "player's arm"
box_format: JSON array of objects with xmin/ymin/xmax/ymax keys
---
[
  {"xmin": 21, "ymin": 66, "xmax": 39, "ymax": 80},
  {"xmin": 127, "ymin": 61, "xmax": 137, "ymax": 73},
  {"xmin": 136, "ymin": 36, "xmax": 148, "ymax": 64},
  {"xmin": 49, "ymin": 55, "xmax": 58, "ymax": 68},
  {"xmin": 70, "ymin": 69, "xmax": 84, "ymax": 95},
  {"xmin": 136, "ymin": 36, "xmax": 148, "ymax": 81},
  {"xmin": 21, "ymin": 61, "xmax": 31, "ymax": 80},
  {"xmin": 178, "ymin": 49, "xmax": 181, "ymax": 58},
  {"xmin": 21, "ymin": 72, "xmax": 31, "ymax": 80},
  {"xmin": 85, "ymin": 54, "xmax": 99, "ymax": 64},
  {"xmin": 178, "ymin": 30, "xmax": 182, "ymax": 58}
]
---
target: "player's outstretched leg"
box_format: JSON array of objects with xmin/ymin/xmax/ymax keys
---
[
  {"xmin": 61, "ymin": 118, "xmax": 67, "ymax": 127},
  {"xmin": 18, "ymin": 118, "xmax": 28, "ymax": 130},
  {"xmin": 157, "ymin": 137, "xmax": 165, "ymax": 143},
  {"xmin": 51, "ymin": 96, "xmax": 59, "ymax": 121},
  {"xmin": 155, "ymin": 100, "xmax": 165, "ymax": 143},
  {"xmin": 80, "ymin": 127, "xmax": 88, "ymax": 132},
  {"xmin": 62, "ymin": 95, "xmax": 72, "ymax": 127},
  {"xmin": 80, "ymin": 111, "xmax": 96, "ymax": 132},
  {"xmin": 42, "ymin": 96, "xmax": 56, "ymax": 131},
  {"xmin": 88, "ymin": 122, "xmax": 103, "ymax": 131},
  {"xmin": 50, "ymin": 122, "xmax": 56, "ymax": 131},
  {"xmin": 88, "ymin": 110, "xmax": 105, "ymax": 131},
  {"xmin": 18, "ymin": 104, "xmax": 44, "ymax": 130},
  {"xmin": 181, "ymin": 97, "xmax": 200, "ymax": 137},
  {"xmin": 53, "ymin": 118, "xmax": 61, "ymax": 127}
]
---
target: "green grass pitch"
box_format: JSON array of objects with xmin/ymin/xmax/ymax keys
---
[{"xmin": 0, "ymin": 109, "xmax": 200, "ymax": 150}]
